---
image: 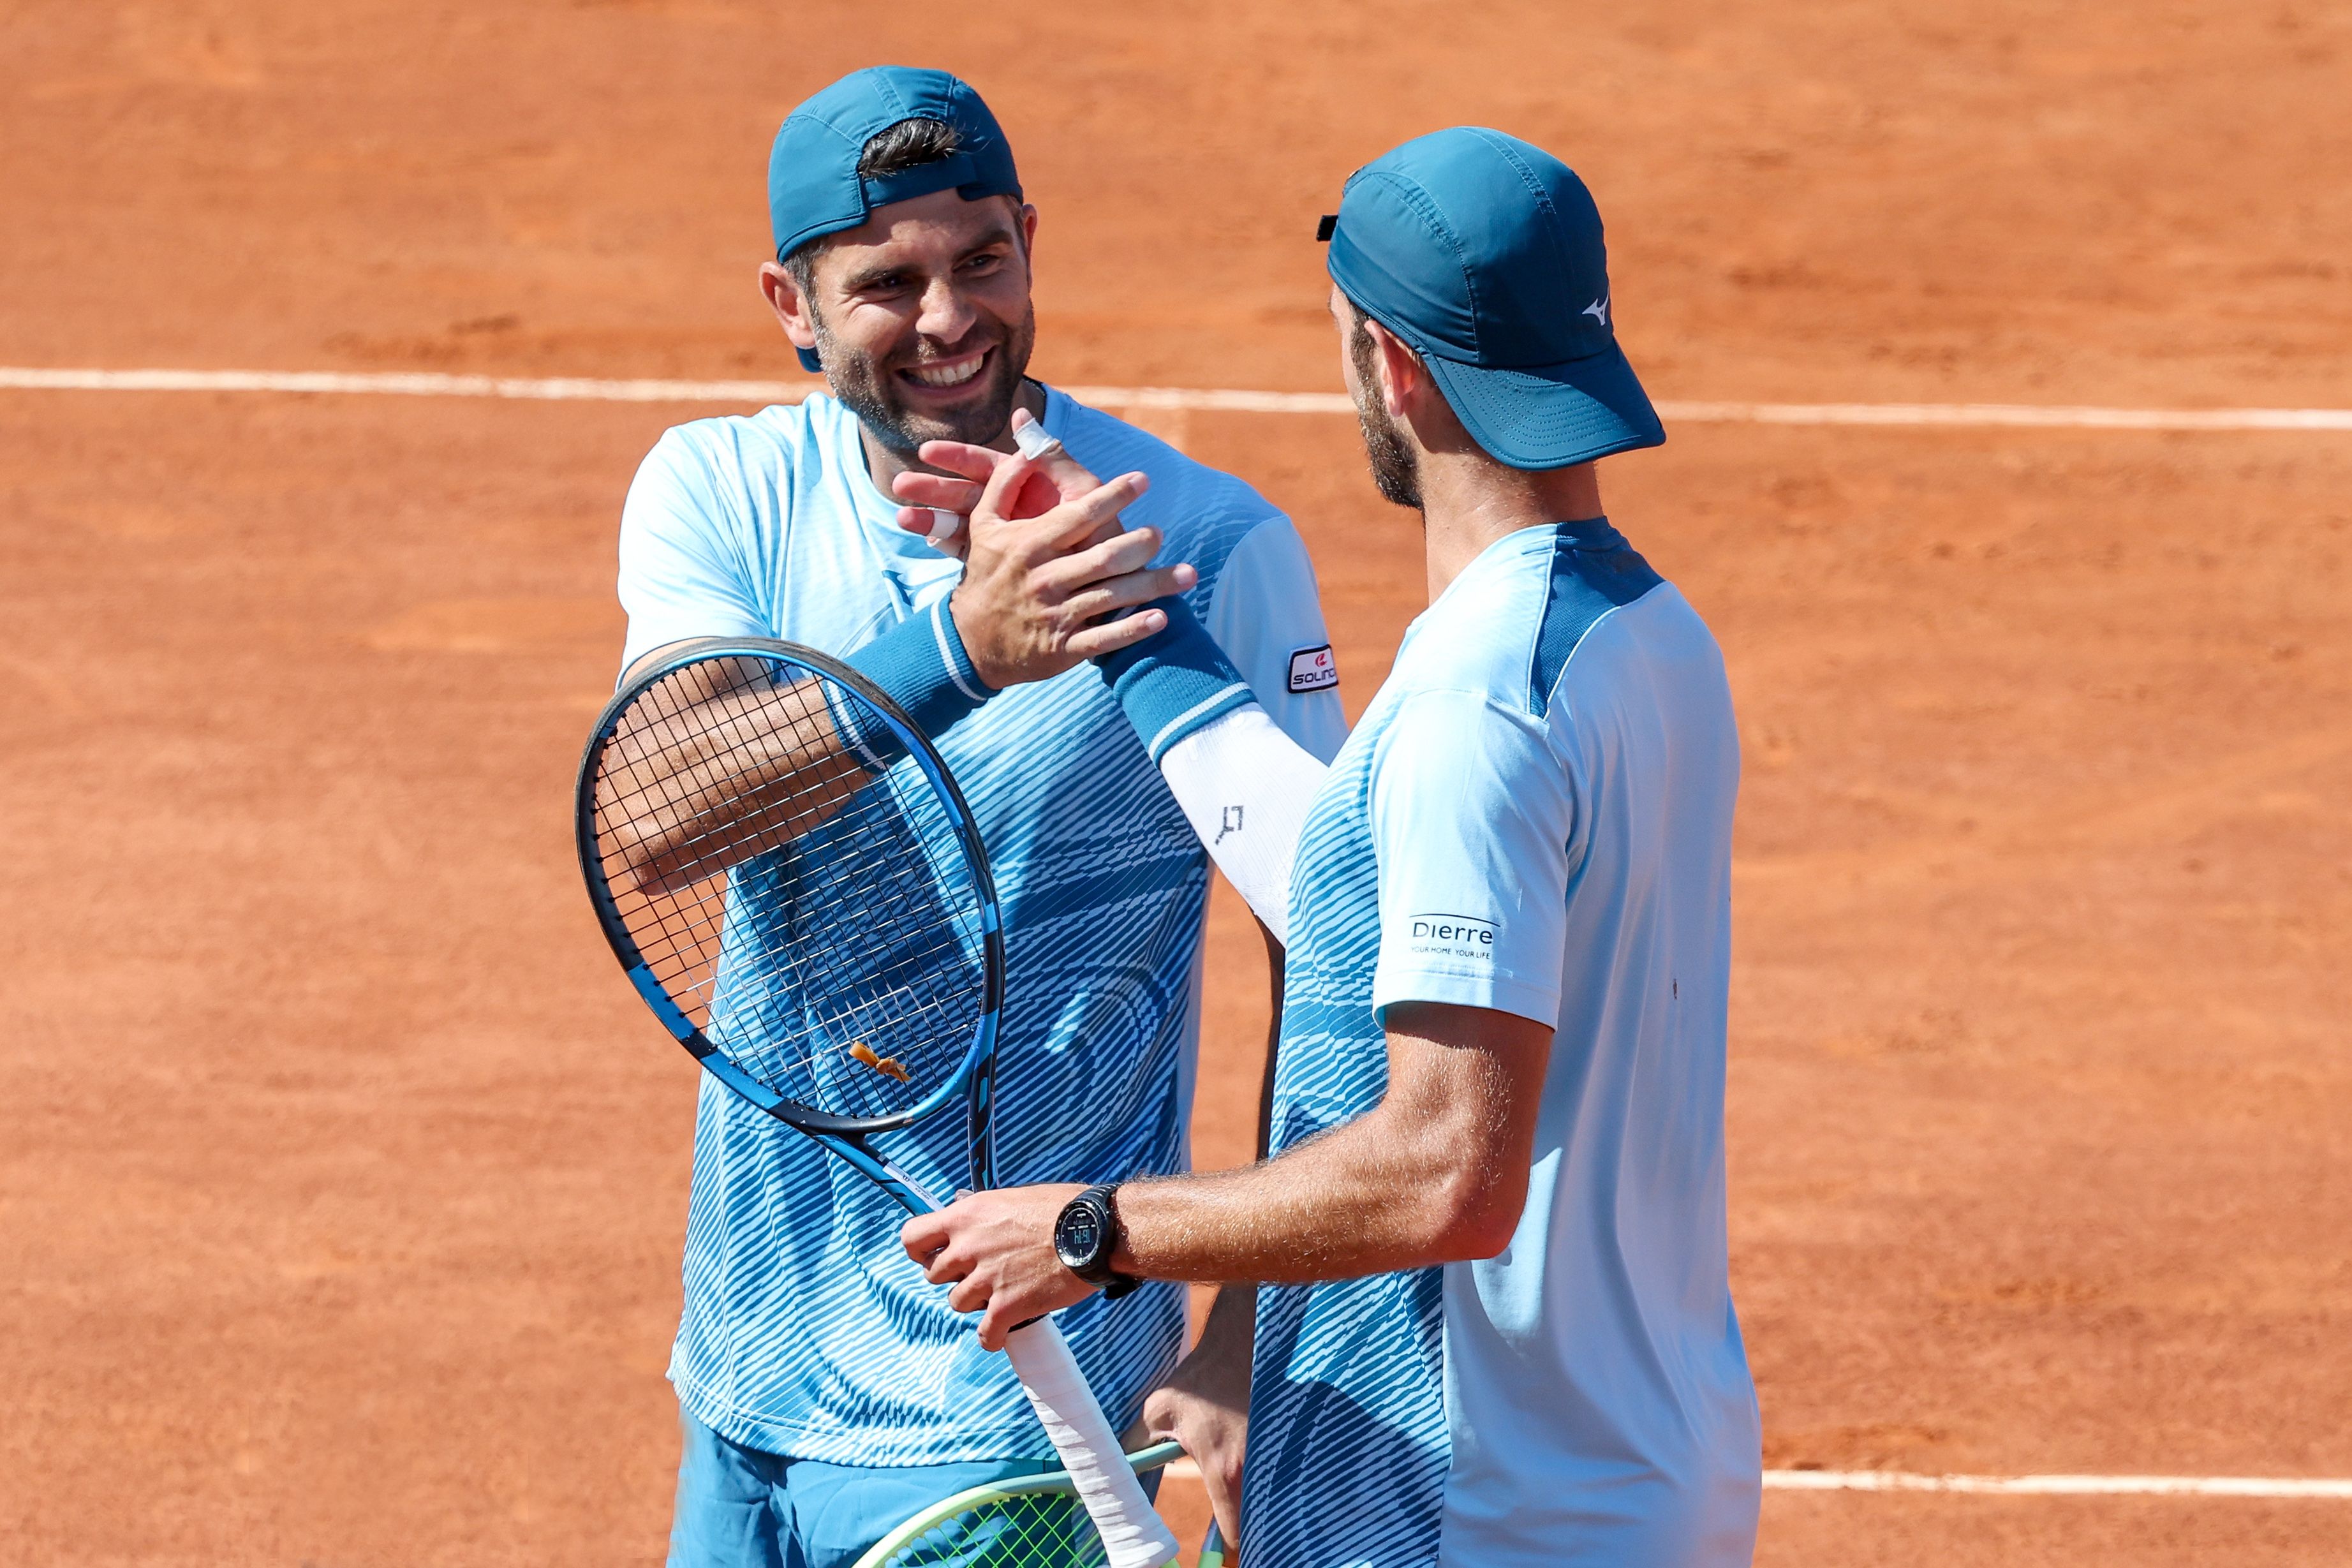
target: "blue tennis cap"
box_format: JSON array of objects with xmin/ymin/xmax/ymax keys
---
[
  {"xmin": 1322, "ymin": 128, "xmax": 1662, "ymax": 470},
  {"xmin": 767, "ymin": 67, "xmax": 1023, "ymax": 373}
]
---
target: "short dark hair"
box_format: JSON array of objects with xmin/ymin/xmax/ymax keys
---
[
  {"xmin": 857, "ymin": 116, "xmax": 962, "ymax": 181},
  {"xmin": 782, "ymin": 117, "xmax": 966, "ymax": 290}
]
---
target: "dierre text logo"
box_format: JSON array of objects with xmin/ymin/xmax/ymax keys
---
[{"xmin": 1407, "ymin": 913, "xmax": 1498, "ymax": 961}]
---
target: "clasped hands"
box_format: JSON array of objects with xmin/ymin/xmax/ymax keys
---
[{"xmin": 889, "ymin": 408, "xmax": 1189, "ymax": 690}]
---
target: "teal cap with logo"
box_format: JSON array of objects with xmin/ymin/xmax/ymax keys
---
[
  {"xmin": 767, "ymin": 66, "xmax": 1023, "ymax": 373},
  {"xmin": 1320, "ymin": 127, "xmax": 1662, "ymax": 470}
]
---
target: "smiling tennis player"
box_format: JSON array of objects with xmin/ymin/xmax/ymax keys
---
[
  {"xmin": 906, "ymin": 128, "xmax": 1764, "ymax": 1567},
  {"xmin": 614, "ymin": 66, "xmax": 1346, "ymax": 1568}
]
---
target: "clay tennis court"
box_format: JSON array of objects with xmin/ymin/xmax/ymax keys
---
[{"xmin": 4, "ymin": 2, "xmax": 2347, "ymax": 1564}]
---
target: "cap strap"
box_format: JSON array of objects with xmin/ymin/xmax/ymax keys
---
[{"xmin": 864, "ymin": 151, "xmax": 984, "ymax": 207}]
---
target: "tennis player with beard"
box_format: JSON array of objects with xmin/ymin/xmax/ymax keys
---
[
  {"xmin": 906, "ymin": 128, "xmax": 1763, "ymax": 1568},
  {"xmin": 614, "ymin": 66, "xmax": 1346, "ymax": 1568}
]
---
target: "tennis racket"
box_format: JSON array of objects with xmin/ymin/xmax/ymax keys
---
[
  {"xmin": 851, "ymin": 1440, "xmax": 1188, "ymax": 1568},
  {"xmin": 577, "ymin": 637, "xmax": 1180, "ymax": 1568}
]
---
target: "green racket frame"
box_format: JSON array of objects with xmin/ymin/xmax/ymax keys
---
[{"xmin": 854, "ymin": 1442, "xmax": 1189, "ymax": 1568}]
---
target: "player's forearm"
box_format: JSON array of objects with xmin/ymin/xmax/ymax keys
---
[
  {"xmin": 604, "ymin": 675, "xmax": 870, "ymax": 894},
  {"xmin": 1163, "ymin": 1276, "xmax": 1257, "ymax": 1396},
  {"xmin": 1112, "ymin": 1104, "xmax": 1520, "ymax": 1284},
  {"xmin": 609, "ymin": 609, "xmax": 996, "ymax": 894},
  {"xmin": 1175, "ymin": 1278, "xmax": 1257, "ymax": 1406},
  {"xmin": 1116, "ymin": 1007, "xmax": 1547, "ymax": 1283}
]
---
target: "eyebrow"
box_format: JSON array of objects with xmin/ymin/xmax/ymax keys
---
[{"xmin": 838, "ymin": 224, "xmax": 1021, "ymax": 297}]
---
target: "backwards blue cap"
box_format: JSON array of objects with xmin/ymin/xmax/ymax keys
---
[
  {"xmin": 1322, "ymin": 128, "xmax": 1662, "ymax": 471},
  {"xmin": 768, "ymin": 66, "xmax": 1023, "ymax": 373}
]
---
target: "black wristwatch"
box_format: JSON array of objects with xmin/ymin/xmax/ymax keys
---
[{"xmin": 1054, "ymin": 1183, "xmax": 1140, "ymax": 1299}]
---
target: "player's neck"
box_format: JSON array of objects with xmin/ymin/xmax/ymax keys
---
[
  {"xmin": 1416, "ymin": 457, "xmax": 1604, "ymax": 601},
  {"xmin": 857, "ymin": 380, "xmax": 1051, "ymax": 500}
]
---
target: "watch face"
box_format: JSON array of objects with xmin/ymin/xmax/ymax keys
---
[{"xmin": 1056, "ymin": 1205, "xmax": 1103, "ymax": 1265}]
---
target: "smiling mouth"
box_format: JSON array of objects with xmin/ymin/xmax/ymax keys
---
[{"xmin": 899, "ymin": 350, "xmax": 989, "ymax": 390}]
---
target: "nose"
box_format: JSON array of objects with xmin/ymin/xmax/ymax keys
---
[{"xmin": 915, "ymin": 274, "xmax": 979, "ymax": 347}]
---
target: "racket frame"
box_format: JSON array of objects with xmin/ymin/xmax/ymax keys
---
[
  {"xmin": 848, "ymin": 1441, "xmax": 1187, "ymax": 1568},
  {"xmin": 575, "ymin": 635, "xmax": 1006, "ymax": 1209}
]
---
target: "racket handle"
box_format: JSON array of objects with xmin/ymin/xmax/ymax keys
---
[
  {"xmin": 1200, "ymin": 1518, "xmax": 1230, "ymax": 1568},
  {"xmin": 1003, "ymin": 1318, "xmax": 1181, "ymax": 1568}
]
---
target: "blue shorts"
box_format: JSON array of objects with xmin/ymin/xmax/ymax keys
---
[{"xmin": 668, "ymin": 1405, "xmax": 1060, "ymax": 1568}]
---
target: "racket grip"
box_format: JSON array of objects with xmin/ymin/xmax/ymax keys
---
[{"xmin": 1003, "ymin": 1318, "xmax": 1181, "ymax": 1568}]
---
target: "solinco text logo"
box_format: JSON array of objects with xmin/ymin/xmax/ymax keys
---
[
  {"xmin": 1406, "ymin": 913, "xmax": 1498, "ymax": 962},
  {"xmin": 1287, "ymin": 644, "xmax": 1338, "ymax": 693}
]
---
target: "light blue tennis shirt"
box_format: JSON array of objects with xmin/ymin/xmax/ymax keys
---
[
  {"xmin": 615, "ymin": 387, "xmax": 1345, "ymax": 1465},
  {"xmin": 1244, "ymin": 520, "xmax": 1761, "ymax": 1567}
]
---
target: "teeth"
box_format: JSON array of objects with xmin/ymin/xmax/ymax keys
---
[{"xmin": 908, "ymin": 357, "xmax": 984, "ymax": 387}]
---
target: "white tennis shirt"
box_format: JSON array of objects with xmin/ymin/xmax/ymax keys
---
[{"xmin": 1245, "ymin": 519, "xmax": 1761, "ymax": 1567}]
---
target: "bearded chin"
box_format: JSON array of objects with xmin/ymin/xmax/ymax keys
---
[{"xmin": 817, "ymin": 308, "xmax": 1037, "ymax": 457}]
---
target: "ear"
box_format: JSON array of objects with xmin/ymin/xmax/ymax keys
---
[
  {"xmin": 1368, "ymin": 318, "xmax": 1425, "ymax": 421},
  {"xmin": 760, "ymin": 262, "xmax": 820, "ymax": 355}
]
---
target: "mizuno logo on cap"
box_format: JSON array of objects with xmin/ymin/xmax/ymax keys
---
[{"xmin": 1583, "ymin": 295, "xmax": 1609, "ymax": 327}]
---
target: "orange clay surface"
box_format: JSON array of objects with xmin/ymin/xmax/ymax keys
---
[{"xmin": 3, "ymin": 3, "xmax": 2349, "ymax": 1564}]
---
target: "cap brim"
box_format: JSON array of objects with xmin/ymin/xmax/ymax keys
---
[{"xmin": 1423, "ymin": 343, "xmax": 1664, "ymax": 470}]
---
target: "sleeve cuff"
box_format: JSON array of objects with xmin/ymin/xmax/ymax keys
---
[
  {"xmin": 1093, "ymin": 598, "xmax": 1257, "ymax": 763},
  {"xmin": 838, "ymin": 597, "xmax": 996, "ymax": 767},
  {"xmin": 1372, "ymin": 968, "xmax": 1563, "ymax": 1031}
]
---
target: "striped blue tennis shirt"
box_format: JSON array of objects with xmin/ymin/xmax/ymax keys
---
[{"xmin": 614, "ymin": 387, "xmax": 1346, "ymax": 1465}]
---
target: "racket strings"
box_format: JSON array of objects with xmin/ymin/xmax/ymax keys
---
[
  {"xmin": 617, "ymin": 840, "xmax": 977, "ymax": 1113},
  {"xmin": 591, "ymin": 654, "xmax": 988, "ymax": 1123},
  {"xmin": 612, "ymin": 827, "xmax": 977, "ymax": 1123},
  {"xmin": 598, "ymin": 659, "xmax": 884, "ymax": 969},
  {"xmin": 598, "ymin": 663, "xmax": 824, "ymax": 1003},
  {"xmin": 596, "ymin": 658, "xmax": 864, "ymax": 891},
  {"xmin": 874, "ymin": 1490, "xmax": 1111, "ymax": 1568}
]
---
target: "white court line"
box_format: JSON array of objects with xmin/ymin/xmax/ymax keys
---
[
  {"xmin": 0, "ymin": 365, "xmax": 809, "ymax": 404},
  {"xmin": 4, "ymin": 365, "xmax": 2352, "ymax": 431},
  {"xmin": 1159, "ymin": 1456, "xmax": 2352, "ymax": 1499},
  {"xmin": 1760, "ymin": 1470, "xmax": 2352, "ymax": 1498},
  {"xmin": 1659, "ymin": 399, "xmax": 2352, "ymax": 432}
]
